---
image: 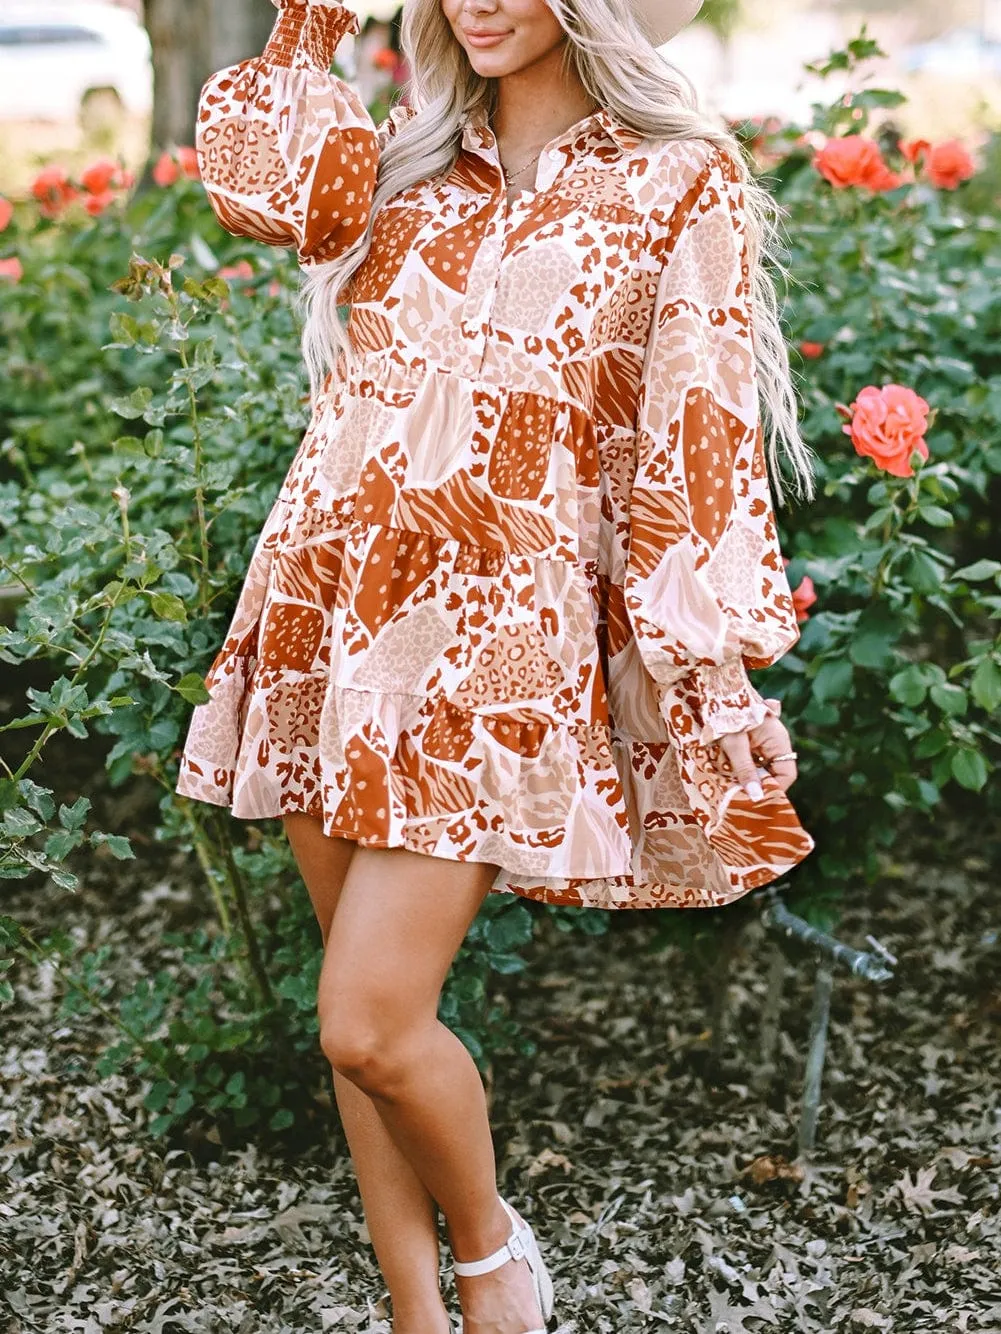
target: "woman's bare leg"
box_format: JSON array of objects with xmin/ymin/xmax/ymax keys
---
[
  {"xmin": 282, "ymin": 814, "xmax": 450, "ymax": 1333},
  {"xmin": 320, "ymin": 844, "xmax": 545, "ymax": 1334}
]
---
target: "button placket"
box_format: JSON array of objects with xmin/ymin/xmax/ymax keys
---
[{"xmin": 460, "ymin": 208, "xmax": 504, "ymax": 369}]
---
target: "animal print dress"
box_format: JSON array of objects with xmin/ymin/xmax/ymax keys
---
[{"xmin": 175, "ymin": 0, "xmax": 816, "ymax": 909}]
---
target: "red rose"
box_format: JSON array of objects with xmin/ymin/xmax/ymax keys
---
[
  {"xmin": 814, "ymin": 136, "xmax": 902, "ymax": 193},
  {"xmin": 84, "ymin": 190, "xmax": 117, "ymax": 217},
  {"xmin": 842, "ymin": 384, "xmax": 931, "ymax": 478},
  {"xmin": 80, "ymin": 157, "xmax": 122, "ymax": 195},
  {"xmin": 900, "ymin": 138, "xmax": 931, "ymax": 164},
  {"xmin": 791, "ymin": 574, "xmax": 817, "ymax": 623},
  {"xmin": 800, "ymin": 341, "xmax": 826, "ymax": 360},
  {"xmin": 924, "ymin": 140, "xmax": 976, "ymax": 190},
  {"xmin": 31, "ymin": 165, "xmax": 77, "ymax": 218}
]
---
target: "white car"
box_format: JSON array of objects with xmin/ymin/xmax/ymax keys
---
[{"xmin": 0, "ymin": 3, "xmax": 152, "ymax": 125}]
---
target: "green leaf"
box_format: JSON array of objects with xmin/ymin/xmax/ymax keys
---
[
  {"xmin": 59, "ymin": 797, "xmax": 91, "ymax": 832},
  {"xmin": 109, "ymin": 387, "xmax": 153, "ymax": 420},
  {"xmin": 173, "ymin": 1087, "xmax": 195, "ymax": 1116},
  {"xmin": 955, "ymin": 559, "xmax": 1001, "ymax": 582},
  {"xmin": 914, "ymin": 729, "xmax": 948, "ymax": 758},
  {"xmin": 811, "ymin": 658, "xmax": 854, "ymax": 704},
  {"xmin": 929, "ymin": 683, "xmax": 967, "ymax": 717},
  {"xmin": 45, "ymin": 830, "xmax": 82, "ymax": 860},
  {"xmin": 113, "ymin": 435, "xmax": 147, "ymax": 458},
  {"xmin": 269, "ymin": 1107, "xmax": 295, "ymax": 1131},
  {"xmin": 951, "ymin": 748, "xmax": 988, "ymax": 792},
  {"xmin": 849, "ymin": 632, "xmax": 895, "ymax": 670},
  {"xmin": 971, "ymin": 659, "xmax": 1001, "ymax": 713},
  {"xmin": 149, "ymin": 592, "xmax": 188, "ymax": 623},
  {"xmin": 144, "ymin": 1079, "xmax": 173, "ymax": 1112},
  {"xmin": 17, "ymin": 781, "xmax": 55, "ymax": 820},
  {"xmin": 918, "ymin": 504, "xmax": 954, "ymax": 529},
  {"xmin": 91, "ymin": 832, "xmax": 136, "ymax": 860},
  {"xmin": 903, "ymin": 550, "xmax": 944, "ymax": 594},
  {"xmin": 483, "ymin": 905, "xmax": 534, "ymax": 952},
  {"xmin": 889, "ymin": 665, "xmax": 927, "ymax": 707},
  {"xmin": 175, "ymin": 673, "xmax": 211, "ymax": 705},
  {"xmin": 3, "ymin": 808, "xmax": 42, "ymax": 837},
  {"xmin": 108, "ymin": 312, "xmax": 140, "ymax": 346}
]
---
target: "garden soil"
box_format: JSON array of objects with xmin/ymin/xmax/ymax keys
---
[{"xmin": 1, "ymin": 799, "xmax": 998, "ymax": 1332}]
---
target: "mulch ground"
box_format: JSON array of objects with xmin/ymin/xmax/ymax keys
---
[{"xmin": 2, "ymin": 813, "xmax": 999, "ymax": 1334}]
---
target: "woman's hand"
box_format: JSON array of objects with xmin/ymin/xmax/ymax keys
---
[{"xmin": 718, "ymin": 697, "xmax": 798, "ymax": 802}]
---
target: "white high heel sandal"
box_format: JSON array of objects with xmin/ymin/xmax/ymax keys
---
[{"xmin": 451, "ymin": 1196, "xmax": 555, "ymax": 1334}]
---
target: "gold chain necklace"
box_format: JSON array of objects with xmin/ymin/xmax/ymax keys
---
[{"xmin": 488, "ymin": 117, "xmax": 548, "ymax": 184}]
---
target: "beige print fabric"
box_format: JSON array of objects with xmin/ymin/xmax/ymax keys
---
[{"xmin": 176, "ymin": 0, "xmax": 816, "ymax": 909}]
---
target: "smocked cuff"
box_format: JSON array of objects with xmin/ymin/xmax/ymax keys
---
[
  {"xmin": 265, "ymin": 0, "xmax": 359, "ymax": 69},
  {"xmin": 693, "ymin": 658, "xmax": 771, "ymax": 747}
]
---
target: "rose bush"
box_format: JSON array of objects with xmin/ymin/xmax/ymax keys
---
[{"xmin": 1, "ymin": 32, "xmax": 998, "ymax": 1135}]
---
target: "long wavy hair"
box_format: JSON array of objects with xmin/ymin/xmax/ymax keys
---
[{"xmin": 300, "ymin": 0, "xmax": 817, "ymax": 505}]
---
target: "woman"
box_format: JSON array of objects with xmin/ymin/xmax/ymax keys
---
[{"xmin": 177, "ymin": 0, "xmax": 817, "ymax": 1328}]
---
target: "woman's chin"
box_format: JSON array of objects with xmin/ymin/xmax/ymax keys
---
[{"xmin": 465, "ymin": 49, "xmax": 519, "ymax": 75}]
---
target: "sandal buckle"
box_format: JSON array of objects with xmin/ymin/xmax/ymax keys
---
[{"xmin": 507, "ymin": 1229, "xmax": 528, "ymax": 1262}]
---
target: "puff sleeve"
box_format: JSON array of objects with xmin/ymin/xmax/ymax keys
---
[
  {"xmin": 625, "ymin": 147, "xmax": 802, "ymax": 752},
  {"xmin": 195, "ymin": 0, "xmax": 408, "ymax": 265}
]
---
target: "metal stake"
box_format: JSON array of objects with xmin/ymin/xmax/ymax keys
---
[
  {"xmin": 798, "ymin": 961, "xmax": 834, "ymax": 1154},
  {"xmin": 756, "ymin": 942, "xmax": 786, "ymax": 1086},
  {"xmin": 761, "ymin": 893, "xmax": 896, "ymax": 1154}
]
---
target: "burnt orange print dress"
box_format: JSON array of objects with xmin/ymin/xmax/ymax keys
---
[{"xmin": 176, "ymin": 0, "xmax": 816, "ymax": 909}]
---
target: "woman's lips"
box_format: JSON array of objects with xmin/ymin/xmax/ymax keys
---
[{"xmin": 465, "ymin": 30, "xmax": 512, "ymax": 46}]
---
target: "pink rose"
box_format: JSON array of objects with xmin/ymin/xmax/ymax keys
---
[
  {"xmin": 218, "ymin": 260, "xmax": 254, "ymax": 280},
  {"xmin": 176, "ymin": 146, "xmax": 201, "ymax": 180},
  {"xmin": 0, "ymin": 256, "xmax": 23, "ymax": 281},
  {"xmin": 152, "ymin": 152, "xmax": 179, "ymax": 187},
  {"xmin": 842, "ymin": 385, "xmax": 931, "ymax": 477},
  {"xmin": 0, "ymin": 197, "xmax": 12, "ymax": 232}
]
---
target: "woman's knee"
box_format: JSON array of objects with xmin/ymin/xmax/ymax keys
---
[{"xmin": 319, "ymin": 999, "xmax": 427, "ymax": 1096}]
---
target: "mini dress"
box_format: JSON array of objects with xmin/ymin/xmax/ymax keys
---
[{"xmin": 175, "ymin": 0, "xmax": 816, "ymax": 910}]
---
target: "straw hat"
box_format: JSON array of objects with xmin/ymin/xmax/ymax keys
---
[{"xmin": 632, "ymin": 0, "xmax": 704, "ymax": 45}]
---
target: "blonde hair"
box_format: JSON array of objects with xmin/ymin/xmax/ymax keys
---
[{"xmin": 300, "ymin": 0, "xmax": 817, "ymax": 505}]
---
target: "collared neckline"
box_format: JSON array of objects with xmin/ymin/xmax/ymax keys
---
[{"xmin": 460, "ymin": 102, "xmax": 644, "ymax": 158}]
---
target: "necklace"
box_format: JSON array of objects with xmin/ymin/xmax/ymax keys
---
[
  {"xmin": 488, "ymin": 116, "xmax": 548, "ymax": 186},
  {"xmin": 501, "ymin": 146, "xmax": 544, "ymax": 180},
  {"xmin": 489, "ymin": 103, "xmax": 602, "ymax": 186}
]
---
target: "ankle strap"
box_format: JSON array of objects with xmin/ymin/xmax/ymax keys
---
[{"xmin": 452, "ymin": 1222, "xmax": 532, "ymax": 1277}]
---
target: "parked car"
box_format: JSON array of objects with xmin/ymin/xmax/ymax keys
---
[{"xmin": 0, "ymin": 3, "xmax": 152, "ymax": 127}]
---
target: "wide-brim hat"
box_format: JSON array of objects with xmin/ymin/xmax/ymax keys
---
[{"xmin": 632, "ymin": 0, "xmax": 704, "ymax": 45}]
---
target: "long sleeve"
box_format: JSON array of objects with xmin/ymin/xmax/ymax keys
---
[
  {"xmin": 624, "ymin": 147, "xmax": 801, "ymax": 752},
  {"xmin": 195, "ymin": 0, "xmax": 392, "ymax": 265}
]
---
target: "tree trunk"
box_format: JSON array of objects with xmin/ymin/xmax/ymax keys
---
[
  {"xmin": 144, "ymin": 0, "xmax": 212, "ymax": 150},
  {"xmin": 144, "ymin": 0, "xmax": 273, "ymax": 151},
  {"xmin": 209, "ymin": 0, "xmax": 276, "ymax": 70}
]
